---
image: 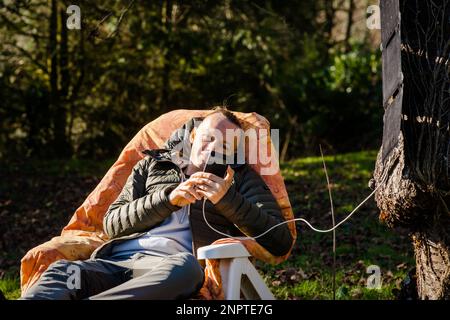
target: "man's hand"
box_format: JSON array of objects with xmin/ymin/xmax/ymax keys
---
[
  {"xmin": 168, "ymin": 178, "xmax": 203, "ymax": 207},
  {"xmin": 190, "ymin": 166, "xmax": 234, "ymax": 204}
]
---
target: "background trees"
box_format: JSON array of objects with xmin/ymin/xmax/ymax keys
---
[{"xmin": 0, "ymin": 0, "xmax": 382, "ymax": 160}]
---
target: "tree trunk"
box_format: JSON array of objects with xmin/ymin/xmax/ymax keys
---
[
  {"xmin": 323, "ymin": 0, "xmax": 334, "ymax": 41},
  {"xmin": 280, "ymin": 115, "xmax": 298, "ymax": 162},
  {"xmin": 413, "ymin": 230, "xmax": 450, "ymax": 299},
  {"xmin": 375, "ymin": 0, "xmax": 450, "ymax": 299},
  {"xmin": 59, "ymin": 7, "xmax": 70, "ymax": 152},
  {"xmin": 160, "ymin": 0, "xmax": 173, "ymax": 109},
  {"xmin": 49, "ymin": 0, "xmax": 70, "ymax": 157},
  {"xmin": 344, "ymin": 0, "xmax": 354, "ymax": 52},
  {"xmin": 373, "ymin": 134, "xmax": 450, "ymax": 299}
]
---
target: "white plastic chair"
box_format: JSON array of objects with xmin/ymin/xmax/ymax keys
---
[{"xmin": 197, "ymin": 242, "xmax": 276, "ymax": 300}]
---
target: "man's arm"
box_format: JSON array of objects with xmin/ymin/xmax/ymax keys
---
[
  {"xmin": 213, "ymin": 167, "xmax": 294, "ymax": 257},
  {"xmin": 103, "ymin": 158, "xmax": 181, "ymax": 239}
]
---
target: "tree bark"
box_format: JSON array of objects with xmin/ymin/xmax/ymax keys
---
[
  {"xmin": 373, "ymin": 133, "xmax": 450, "ymax": 299},
  {"xmin": 375, "ymin": 0, "xmax": 450, "ymax": 299}
]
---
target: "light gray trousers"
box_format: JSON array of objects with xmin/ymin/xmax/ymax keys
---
[{"xmin": 20, "ymin": 252, "xmax": 205, "ymax": 300}]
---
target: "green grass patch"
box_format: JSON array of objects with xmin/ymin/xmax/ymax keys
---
[
  {"xmin": 0, "ymin": 273, "xmax": 21, "ymax": 300},
  {"xmin": 261, "ymin": 150, "xmax": 414, "ymax": 300}
]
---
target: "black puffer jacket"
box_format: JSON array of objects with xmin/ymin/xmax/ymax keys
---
[{"xmin": 91, "ymin": 117, "xmax": 293, "ymax": 260}]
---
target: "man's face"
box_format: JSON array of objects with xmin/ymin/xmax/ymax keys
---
[{"xmin": 189, "ymin": 113, "xmax": 241, "ymax": 170}]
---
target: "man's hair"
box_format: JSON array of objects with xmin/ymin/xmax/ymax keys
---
[{"xmin": 205, "ymin": 106, "xmax": 243, "ymax": 129}]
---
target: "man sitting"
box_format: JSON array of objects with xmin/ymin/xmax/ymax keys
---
[{"xmin": 21, "ymin": 107, "xmax": 293, "ymax": 300}]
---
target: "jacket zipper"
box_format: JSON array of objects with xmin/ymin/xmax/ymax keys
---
[{"xmin": 156, "ymin": 157, "xmax": 195, "ymax": 255}]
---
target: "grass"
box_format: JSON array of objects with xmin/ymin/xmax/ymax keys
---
[
  {"xmin": 268, "ymin": 272, "xmax": 403, "ymax": 300},
  {"xmin": 0, "ymin": 150, "xmax": 414, "ymax": 300},
  {"xmin": 0, "ymin": 271, "xmax": 21, "ymax": 300},
  {"xmin": 264, "ymin": 265, "xmax": 408, "ymax": 300},
  {"xmin": 257, "ymin": 150, "xmax": 414, "ymax": 300}
]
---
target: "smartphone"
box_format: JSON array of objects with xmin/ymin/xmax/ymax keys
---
[
  {"xmin": 203, "ymin": 151, "xmax": 228, "ymax": 178},
  {"xmin": 203, "ymin": 162, "xmax": 228, "ymax": 178}
]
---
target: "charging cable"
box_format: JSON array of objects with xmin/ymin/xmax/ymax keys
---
[{"xmin": 199, "ymin": 149, "xmax": 384, "ymax": 239}]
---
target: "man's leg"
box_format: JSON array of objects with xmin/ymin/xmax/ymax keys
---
[
  {"xmin": 88, "ymin": 252, "xmax": 205, "ymax": 300},
  {"xmin": 20, "ymin": 258, "xmax": 131, "ymax": 300}
]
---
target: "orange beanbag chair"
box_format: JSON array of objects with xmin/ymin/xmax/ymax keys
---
[{"xmin": 20, "ymin": 109, "xmax": 297, "ymax": 299}]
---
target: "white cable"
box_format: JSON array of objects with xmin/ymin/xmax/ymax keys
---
[
  {"xmin": 199, "ymin": 149, "xmax": 383, "ymax": 240},
  {"xmin": 202, "ymin": 184, "xmax": 381, "ymax": 240}
]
